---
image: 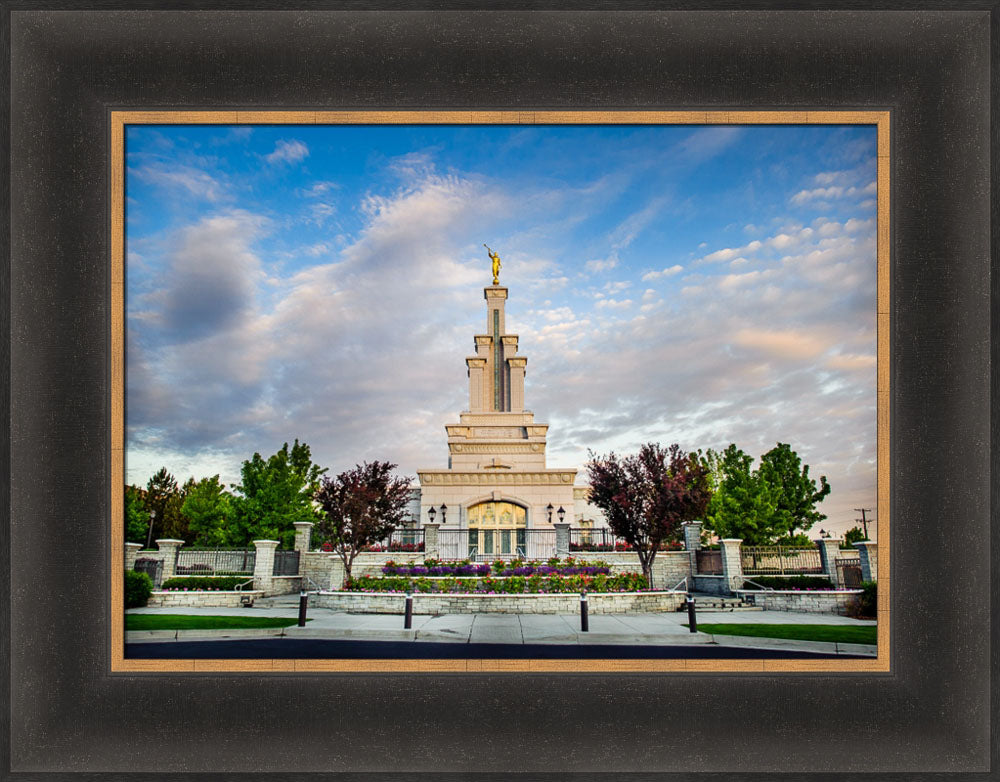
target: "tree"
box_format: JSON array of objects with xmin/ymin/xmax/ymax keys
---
[
  {"xmin": 181, "ymin": 475, "xmax": 233, "ymax": 548},
  {"xmin": 144, "ymin": 467, "xmax": 178, "ymax": 545},
  {"xmin": 705, "ymin": 442, "xmax": 831, "ymax": 545},
  {"xmin": 124, "ymin": 485, "xmax": 150, "ymax": 544},
  {"xmin": 230, "ymin": 440, "xmax": 327, "ymax": 549},
  {"xmin": 313, "ymin": 461, "xmax": 412, "ymax": 585},
  {"xmin": 842, "ymin": 525, "xmax": 867, "ymax": 547},
  {"xmin": 586, "ymin": 443, "xmax": 711, "ymax": 584}
]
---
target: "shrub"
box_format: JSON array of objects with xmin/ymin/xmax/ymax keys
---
[
  {"xmin": 344, "ymin": 572, "xmax": 649, "ymax": 594},
  {"xmin": 857, "ymin": 580, "xmax": 877, "ymax": 617},
  {"xmin": 125, "ymin": 570, "xmax": 153, "ymax": 608},
  {"xmin": 161, "ymin": 576, "xmax": 252, "ymax": 591},
  {"xmin": 741, "ymin": 575, "xmax": 834, "ymax": 590}
]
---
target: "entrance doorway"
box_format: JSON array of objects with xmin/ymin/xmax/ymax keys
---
[{"xmin": 467, "ymin": 501, "xmax": 527, "ymax": 558}]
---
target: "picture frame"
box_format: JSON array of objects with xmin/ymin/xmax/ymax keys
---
[{"xmin": 5, "ymin": 4, "xmax": 993, "ymax": 777}]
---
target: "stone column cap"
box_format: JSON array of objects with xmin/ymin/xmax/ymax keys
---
[
  {"xmin": 293, "ymin": 521, "xmax": 315, "ymax": 529},
  {"xmin": 155, "ymin": 538, "xmax": 185, "ymax": 545},
  {"xmin": 682, "ymin": 520, "xmax": 703, "ymax": 526},
  {"xmin": 252, "ymin": 539, "xmax": 280, "ymax": 547},
  {"xmin": 853, "ymin": 540, "xmax": 875, "ymax": 547},
  {"xmin": 125, "ymin": 541, "xmax": 143, "ymax": 548},
  {"xmin": 719, "ymin": 538, "xmax": 743, "ymax": 543},
  {"xmin": 815, "ymin": 537, "xmax": 843, "ymax": 545}
]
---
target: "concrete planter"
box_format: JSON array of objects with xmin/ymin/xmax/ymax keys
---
[
  {"xmin": 736, "ymin": 589, "xmax": 863, "ymax": 616},
  {"xmin": 147, "ymin": 590, "xmax": 264, "ymax": 607}
]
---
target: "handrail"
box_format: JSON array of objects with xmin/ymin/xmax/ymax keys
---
[
  {"xmin": 233, "ymin": 578, "xmax": 254, "ymax": 592},
  {"xmin": 668, "ymin": 576, "xmax": 689, "ymax": 593},
  {"xmin": 302, "ymin": 575, "xmax": 325, "ymax": 593},
  {"xmin": 740, "ymin": 578, "xmax": 775, "ymax": 591}
]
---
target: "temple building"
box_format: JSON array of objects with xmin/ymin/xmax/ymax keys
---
[{"xmin": 411, "ymin": 270, "xmax": 609, "ymax": 559}]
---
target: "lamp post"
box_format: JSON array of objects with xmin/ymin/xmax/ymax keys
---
[
  {"xmin": 557, "ymin": 506, "xmax": 566, "ymax": 524},
  {"xmin": 440, "ymin": 504, "xmax": 447, "ymax": 525},
  {"xmin": 428, "ymin": 506, "xmax": 436, "ymax": 524},
  {"xmin": 546, "ymin": 503, "xmax": 554, "ymax": 524},
  {"xmin": 145, "ymin": 509, "xmax": 156, "ymax": 549}
]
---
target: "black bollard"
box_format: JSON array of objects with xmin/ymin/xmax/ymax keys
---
[
  {"xmin": 686, "ymin": 594, "xmax": 697, "ymax": 633},
  {"xmin": 404, "ymin": 592, "xmax": 413, "ymax": 629},
  {"xmin": 297, "ymin": 591, "xmax": 308, "ymax": 627},
  {"xmin": 580, "ymin": 590, "xmax": 589, "ymax": 632}
]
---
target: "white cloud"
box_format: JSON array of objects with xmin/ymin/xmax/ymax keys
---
[
  {"xmin": 641, "ymin": 264, "xmax": 683, "ymax": 281},
  {"xmin": 266, "ymin": 139, "xmax": 309, "ymax": 165},
  {"xmin": 131, "ymin": 164, "xmax": 226, "ymax": 201}
]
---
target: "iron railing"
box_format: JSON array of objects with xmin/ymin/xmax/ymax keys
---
[
  {"xmin": 272, "ymin": 549, "xmax": 301, "ymax": 576},
  {"xmin": 133, "ymin": 558, "xmax": 163, "ymax": 588},
  {"xmin": 437, "ymin": 528, "xmax": 558, "ymax": 560},
  {"xmin": 569, "ymin": 528, "xmax": 632, "ymax": 551},
  {"xmin": 695, "ymin": 549, "xmax": 723, "ymax": 575},
  {"xmin": 740, "ymin": 546, "xmax": 823, "ymax": 575},
  {"xmin": 363, "ymin": 529, "xmax": 425, "ymax": 553},
  {"xmin": 835, "ymin": 557, "xmax": 863, "ymax": 588},
  {"xmin": 174, "ymin": 548, "xmax": 256, "ymax": 576}
]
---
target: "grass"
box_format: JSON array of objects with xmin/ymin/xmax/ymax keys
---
[
  {"xmin": 692, "ymin": 623, "xmax": 877, "ymax": 645},
  {"xmin": 126, "ymin": 614, "xmax": 309, "ymax": 631}
]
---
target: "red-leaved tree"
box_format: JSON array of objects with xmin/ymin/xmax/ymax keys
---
[
  {"xmin": 587, "ymin": 443, "xmax": 711, "ymax": 584},
  {"xmin": 313, "ymin": 461, "xmax": 412, "ymax": 586}
]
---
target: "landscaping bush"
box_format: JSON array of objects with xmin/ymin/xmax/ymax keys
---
[
  {"xmin": 381, "ymin": 558, "xmax": 613, "ymax": 578},
  {"xmin": 741, "ymin": 575, "xmax": 834, "ymax": 590},
  {"xmin": 857, "ymin": 580, "xmax": 877, "ymax": 617},
  {"xmin": 160, "ymin": 576, "xmax": 253, "ymax": 591},
  {"xmin": 125, "ymin": 570, "xmax": 153, "ymax": 608},
  {"xmin": 345, "ymin": 572, "xmax": 649, "ymax": 594}
]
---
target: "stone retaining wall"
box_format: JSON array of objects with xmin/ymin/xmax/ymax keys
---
[
  {"xmin": 147, "ymin": 590, "xmax": 264, "ymax": 607},
  {"xmin": 736, "ymin": 589, "xmax": 862, "ymax": 616},
  {"xmin": 312, "ymin": 590, "xmax": 685, "ymax": 615},
  {"xmin": 266, "ymin": 575, "xmax": 303, "ymax": 595}
]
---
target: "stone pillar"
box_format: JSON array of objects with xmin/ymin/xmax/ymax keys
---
[
  {"xmin": 466, "ymin": 357, "xmax": 487, "ymax": 412},
  {"xmin": 253, "ymin": 539, "xmax": 279, "ymax": 593},
  {"xmin": 507, "ymin": 356, "xmax": 527, "ymax": 412},
  {"xmin": 815, "ymin": 538, "xmax": 843, "ymax": 587},
  {"xmin": 682, "ymin": 521, "xmax": 703, "ymax": 576},
  {"xmin": 423, "ymin": 523, "xmax": 440, "ymax": 558},
  {"xmin": 293, "ymin": 521, "xmax": 314, "ymax": 553},
  {"xmin": 125, "ymin": 542, "xmax": 142, "ymax": 571},
  {"xmin": 719, "ymin": 539, "xmax": 744, "ymax": 595},
  {"xmin": 854, "ymin": 541, "xmax": 878, "ymax": 582},
  {"xmin": 155, "ymin": 539, "xmax": 184, "ymax": 582},
  {"xmin": 554, "ymin": 523, "xmax": 570, "ymax": 558}
]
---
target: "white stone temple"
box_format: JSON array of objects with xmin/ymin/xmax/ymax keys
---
[{"xmin": 411, "ymin": 280, "xmax": 608, "ymax": 559}]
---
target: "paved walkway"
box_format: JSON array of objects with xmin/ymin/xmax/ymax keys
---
[{"xmin": 126, "ymin": 601, "xmax": 877, "ymax": 657}]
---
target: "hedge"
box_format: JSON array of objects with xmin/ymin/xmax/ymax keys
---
[
  {"xmin": 858, "ymin": 581, "xmax": 877, "ymax": 617},
  {"xmin": 160, "ymin": 576, "xmax": 253, "ymax": 591},
  {"xmin": 741, "ymin": 575, "xmax": 834, "ymax": 590},
  {"xmin": 125, "ymin": 570, "xmax": 153, "ymax": 608},
  {"xmin": 381, "ymin": 558, "xmax": 613, "ymax": 577},
  {"xmin": 346, "ymin": 572, "xmax": 649, "ymax": 594}
]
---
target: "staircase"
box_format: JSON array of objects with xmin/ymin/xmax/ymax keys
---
[{"xmin": 679, "ymin": 593, "xmax": 763, "ymax": 612}]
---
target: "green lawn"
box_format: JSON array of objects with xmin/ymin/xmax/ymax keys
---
[
  {"xmin": 126, "ymin": 614, "xmax": 309, "ymax": 631},
  {"xmin": 692, "ymin": 623, "xmax": 877, "ymax": 645}
]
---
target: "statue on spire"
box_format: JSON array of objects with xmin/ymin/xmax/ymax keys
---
[{"xmin": 484, "ymin": 244, "xmax": 501, "ymax": 285}]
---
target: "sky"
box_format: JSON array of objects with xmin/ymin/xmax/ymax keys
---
[{"xmin": 125, "ymin": 122, "xmax": 878, "ymax": 538}]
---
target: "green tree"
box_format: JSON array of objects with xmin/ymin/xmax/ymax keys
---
[
  {"xmin": 181, "ymin": 475, "xmax": 233, "ymax": 548},
  {"xmin": 313, "ymin": 461, "xmax": 413, "ymax": 585},
  {"xmin": 124, "ymin": 485, "xmax": 150, "ymax": 544},
  {"xmin": 705, "ymin": 442, "xmax": 831, "ymax": 545},
  {"xmin": 842, "ymin": 525, "xmax": 867, "ymax": 547},
  {"xmin": 231, "ymin": 440, "xmax": 327, "ymax": 549},
  {"xmin": 144, "ymin": 467, "xmax": 178, "ymax": 545},
  {"xmin": 586, "ymin": 443, "xmax": 711, "ymax": 584}
]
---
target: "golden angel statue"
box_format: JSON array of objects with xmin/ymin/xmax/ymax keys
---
[{"xmin": 484, "ymin": 244, "xmax": 501, "ymax": 285}]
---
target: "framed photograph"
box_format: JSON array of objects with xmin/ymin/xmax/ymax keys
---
[{"xmin": 6, "ymin": 5, "xmax": 992, "ymax": 778}]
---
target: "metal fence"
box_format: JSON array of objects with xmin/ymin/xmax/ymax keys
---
[
  {"xmin": 272, "ymin": 550, "xmax": 301, "ymax": 576},
  {"xmin": 363, "ymin": 529, "xmax": 425, "ymax": 553},
  {"xmin": 569, "ymin": 527, "xmax": 632, "ymax": 552},
  {"xmin": 835, "ymin": 557, "xmax": 863, "ymax": 587},
  {"xmin": 740, "ymin": 546, "xmax": 823, "ymax": 575},
  {"xmin": 174, "ymin": 549, "xmax": 256, "ymax": 576},
  {"xmin": 695, "ymin": 549, "xmax": 723, "ymax": 575},
  {"xmin": 437, "ymin": 528, "xmax": 557, "ymax": 560},
  {"xmin": 133, "ymin": 557, "xmax": 163, "ymax": 587}
]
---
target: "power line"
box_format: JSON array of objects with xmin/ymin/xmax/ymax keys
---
[{"xmin": 853, "ymin": 507, "xmax": 873, "ymax": 539}]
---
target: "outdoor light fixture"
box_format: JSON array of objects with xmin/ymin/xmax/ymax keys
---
[
  {"xmin": 428, "ymin": 506, "xmax": 436, "ymax": 523},
  {"xmin": 145, "ymin": 508, "xmax": 156, "ymax": 549},
  {"xmin": 440, "ymin": 504, "xmax": 447, "ymax": 524},
  {"xmin": 557, "ymin": 506, "xmax": 566, "ymax": 523},
  {"xmin": 546, "ymin": 503, "xmax": 554, "ymax": 523}
]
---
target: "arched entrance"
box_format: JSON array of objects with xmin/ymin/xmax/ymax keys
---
[{"xmin": 467, "ymin": 500, "xmax": 527, "ymax": 557}]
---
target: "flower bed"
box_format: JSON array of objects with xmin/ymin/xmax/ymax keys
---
[
  {"xmin": 161, "ymin": 576, "xmax": 253, "ymax": 591},
  {"xmin": 380, "ymin": 557, "xmax": 613, "ymax": 578},
  {"xmin": 346, "ymin": 572, "xmax": 648, "ymax": 594}
]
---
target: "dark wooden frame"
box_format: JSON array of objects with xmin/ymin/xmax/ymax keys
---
[{"xmin": 4, "ymin": 3, "xmax": 994, "ymax": 777}]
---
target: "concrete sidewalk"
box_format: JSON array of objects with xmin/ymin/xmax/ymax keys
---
[{"xmin": 126, "ymin": 603, "xmax": 877, "ymax": 657}]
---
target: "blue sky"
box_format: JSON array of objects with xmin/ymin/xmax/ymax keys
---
[{"xmin": 126, "ymin": 122, "xmax": 878, "ymax": 537}]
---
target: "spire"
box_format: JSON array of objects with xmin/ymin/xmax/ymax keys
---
[{"xmin": 466, "ymin": 281, "xmax": 526, "ymax": 413}]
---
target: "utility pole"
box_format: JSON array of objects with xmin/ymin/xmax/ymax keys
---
[{"xmin": 854, "ymin": 508, "xmax": 872, "ymax": 539}]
